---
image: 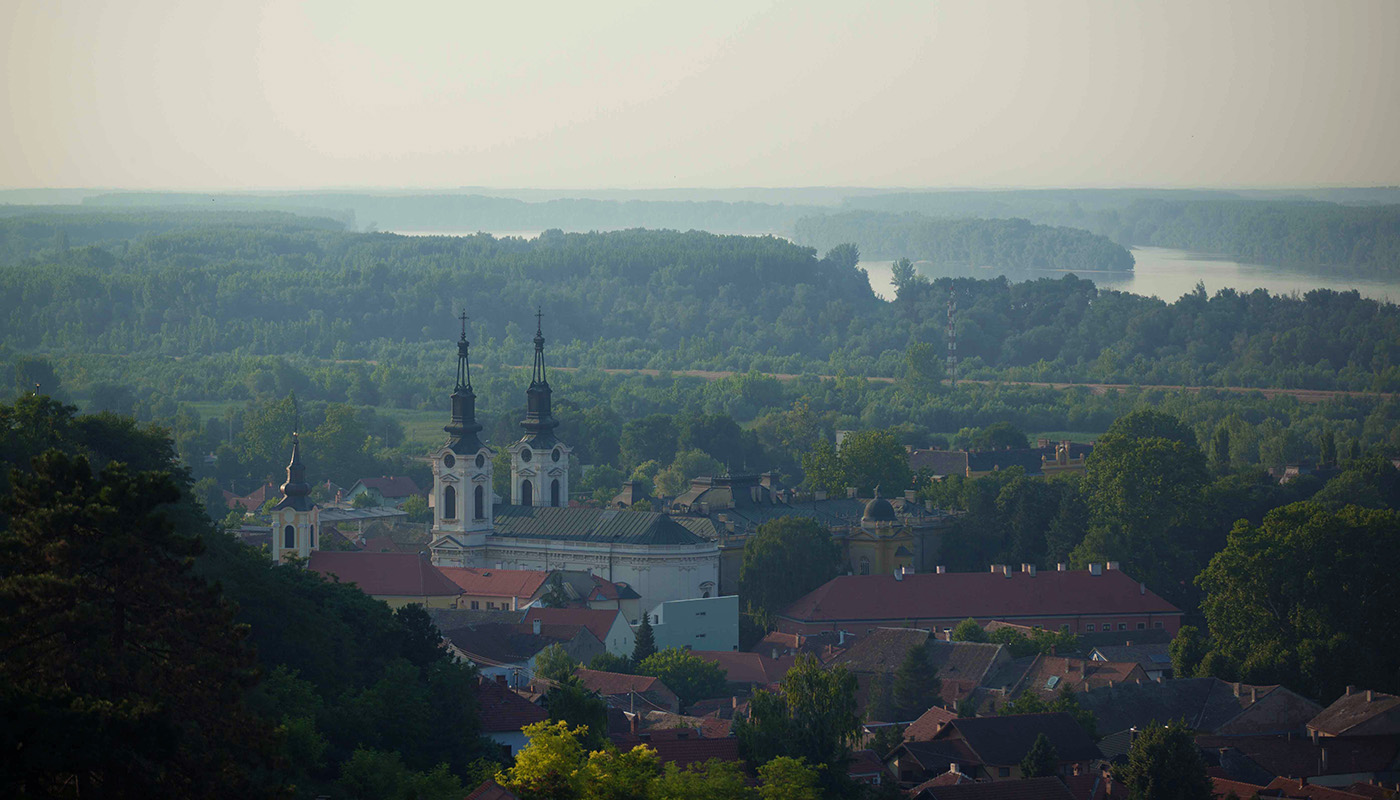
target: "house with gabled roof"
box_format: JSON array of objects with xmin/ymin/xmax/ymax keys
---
[
  {"xmin": 307, "ymin": 550, "xmax": 461, "ymax": 608},
  {"xmin": 825, "ymin": 627, "xmax": 1010, "ymax": 721},
  {"xmin": 1080, "ymin": 678, "xmax": 1322, "ymax": 741},
  {"xmin": 476, "ymin": 674, "xmax": 547, "ymax": 759},
  {"xmin": 1309, "ymin": 688, "xmax": 1400, "ymax": 739},
  {"xmin": 574, "ymin": 668, "xmax": 680, "ymax": 714},
  {"xmin": 523, "ymin": 607, "xmax": 633, "ymax": 657},
  {"xmin": 437, "ymin": 566, "xmax": 552, "ymax": 611},
  {"xmin": 889, "ymin": 713, "xmax": 1102, "ymax": 785},
  {"xmin": 347, "ymin": 476, "xmax": 424, "ymax": 508},
  {"xmin": 1012, "ymin": 654, "xmax": 1149, "ymax": 701},
  {"xmin": 444, "ymin": 619, "xmax": 604, "ymax": 686},
  {"xmin": 1089, "ymin": 642, "xmax": 1173, "ymax": 681}
]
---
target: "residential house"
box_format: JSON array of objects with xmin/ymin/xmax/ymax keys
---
[
  {"xmin": 523, "ymin": 607, "xmax": 634, "ymax": 658},
  {"xmin": 888, "ymin": 713, "xmax": 1102, "ymax": 785},
  {"xmin": 1012, "ymin": 654, "xmax": 1150, "ymax": 701},
  {"xmin": 1199, "ymin": 732, "xmax": 1400, "ymax": 788},
  {"xmin": 903, "ymin": 706, "xmax": 960, "ymax": 742},
  {"xmin": 1308, "ymin": 688, "xmax": 1400, "ymax": 739},
  {"xmin": 849, "ymin": 749, "xmax": 889, "ymax": 786},
  {"xmin": 347, "ymin": 476, "xmax": 424, "ymax": 509},
  {"xmin": 476, "ymin": 674, "xmax": 547, "ymax": 759},
  {"xmin": 306, "ymin": 550, "xmax": 462, "ymax": 608},
  {"xmin": 825, "ymin": 627, "xmax": 1010, "ymax": 721},
  {"xmin": 647, "ymin": 595, "xmax": 740, "ymax": 652},
  {"xmin": 1089, "ymin": 643, "xmax": 1174, "ymax": 681},
  {"xmin": 439, "ymin": 566, "xmax": 552, "ymax": 611},
  {"xmin": 690, "ymin": 650, "xmax": 795, "ymax": 689},
  {"xmin": 1081, "ymin": 678, "xmax": 1324, "ymax": 745},
  {"xmin": 222, "ymin": 482, "xmax": 280, "ymax": 513},
  {"xmin": 777, "ymin": 563, "xmax": 1183, "ymax": 636},
  {"xmin": 912, "ymin": 776, "xmax": 1079, "ymax": 800},
  {"xmin": 574, "ymin": 668, "xmax": 681, "ymax": 714},
  {"xmin": 443, "ymin": 619, "xmax": 604, "ymax": 686}
]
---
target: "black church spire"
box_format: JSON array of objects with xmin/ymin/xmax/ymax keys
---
[
  {"xmin": 445, "ymin": 311, "xmax": 485, "ymax": 453},
  {"xmin": 274, "ymin": 433, "xmax": 315, "ymax": 511},
  {"xmin": 520, "ymin": 307, "xmax": 558, "ymax": 445}
]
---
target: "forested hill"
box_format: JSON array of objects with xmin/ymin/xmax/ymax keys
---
[
  {"xmin": 792, "ymin": 211, "xmax": 1135, "ymax": 272},
  {"xmin": 2, "ymin": 210, "xmax": 1400, "ymax": 390},
  {"xmin": 842, "ymin": 191, "xmax": 1400, "ymax": 277}
]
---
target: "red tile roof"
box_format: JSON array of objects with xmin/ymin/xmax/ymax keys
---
[
  {"xmin": 476, "ymin": 676, "xmax": 547, "ymax": 733},
  {"xmin": 1017, "ymin": 655, "xmax": 1150, "ymax": 699},
  {"xmin": 440, "ymin": 567, "xmax": 552, "ymax": 600},
  {"xmin": 1343, "ymin": 783, "xmax": 1396, "ymax": 800},
  {"xmin": 690, "ymin": 650, "xmax": 795, "ymax": 685},
  {"xmin": 307, "ymin": 551, "xmax": 462, "ymax": 598},
  {"xmin": 575, "ymin": 668, "xmax": 669, "ymax": 697},
  {"xmin": 523, "ymin": 608, "xmax": 623, "ymax": 645},
  {"xmin": 1265, "ymin": 778, "xmax": 1374, "ymax": 800},
  {"xmin": 1212, "ymin": 777, "xmax": 1269, "ymax": 799},
  {"xmin": 905, "ymin": 705, "xmax": 959, "ymax": 741},
  {"xmin": 612, "ymin": 732, "xmax": 742, "ymax": 768},
  {"xmin": 781, "ymin": 569, "xmax": 1180, "ymax": 625},
  {"xmin": 465, "ymin": 779, "xmax": 520, "ymax": 800},
  {"xmin": 849, "ymin": 748, "xmax": 887, "ymax": 779},
  {"xmin": 914, "ymin": 776, "xmax": 1077, "ymax": 800},
  {"xmin": 352, "ymin": 476, "xmax": 423, "ymax": 498}
]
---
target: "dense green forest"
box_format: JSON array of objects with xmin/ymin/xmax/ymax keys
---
[
  {"xmin": 792, "ymin": 211, "xmax": 1135, "ymax": 271},
  {"xmin": 842, "ymin": 191, "xmax": 1400, "ymax": 277},
  {"xmin": 3, "ymin": 211, "xmax": 1399, "ymax": 390}
]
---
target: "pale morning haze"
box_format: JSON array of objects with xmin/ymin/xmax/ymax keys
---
[{"xmin": 3, "ymin": 0, "xmax": 1398, "ymax": 190}]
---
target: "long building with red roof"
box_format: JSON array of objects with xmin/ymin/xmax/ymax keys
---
[{"xmin": 777, "ymin": 563, "xmax": 1181, "ymax": 636}]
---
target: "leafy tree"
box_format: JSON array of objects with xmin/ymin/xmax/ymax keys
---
[
  {"xmin": 536, "ymin": 643, "xmax": 581, "ymax": 683},
  {"xmin": 738, "ymin": 516, "xmax": 842, "ymax": 617},
  {"xmin": 401, "ymin": 493, "xmax": 430, "ymax": 522},
  {"xmin": 757, "ymin": 756, "xmax": 823, "ymax": 800},
  {"xmin": 893, "ymin": 643, "xmax": 942, "ymax": 721},
  {"xmin": 1020, "ymin": 733, "xmax": 1059, "ymax": 778},
  {"xmin": 336, "ymin": 748, "xmax": 465, "ymax": 800},
  {"xmin": 800, "ymin": 438, "xmax": 846, "ymax": 495},
  {"xmin": 837, "ymin": 429, "xmax": 914, "ymax": 495},
  {"xmin": 632, "ymin": 615, "xmax": 657, "ymax": 663},
  {"xmin": 541, "ymin": 573, "xmax": 571, "ymax": 608},
  {"xmin": 1196, "ymin": 501, "xmax": 1400, "ymax": 698},
  {"xmin": 651, "ymin": 759, "xmax": 752, "ymax": 800},
  {"xmin": 351, "ymin": 490, "xmax": 381, "ymax": 508},
  {"xmin": 655, "ymin": 448, "xmax": 724, "ymax": 497},
  {"xmin": 1000, "ymin": 686, "xmax": 1098, "ymax": 740},
  {"xmin": 1168, "ymin": 626, "xmax": 1208, "ymax": 679},
  {"xmin": 890, "ymin": 257, "xmax": 918, "ymax": 296},
  {"xmin": 903, "ymin": 342, "xmax": 945, "ymax": 394},
  {"xmin": 543, "ymin": 677, "xmax": 609, "ymax": 751},
  {"xmin": 735, "ymin": 654, "xmax": 860, "ymax": 797},
  {"xmin": 823, "ymin": 243, "xmax": 861, "ymax": 270},
  {"xmin": 588, "ymin": 651, "xmax": 632, "ymax": 673},
  {"xmin": 578, "ymin": 745, "xmax": 660, "ymax": 800},
  {"xmin": 1209, "ymin": 424, "xmax": 1231, "ymax": 474},
  {"xmin": 868, "ymin": 723, "xmax": 905, "ymax": 758},
  {"xmin": 972, "ymin": 422, "xmax": 1029, "ymax": 451},
  {"xmin": 636, "ymin": 648, "xmax": 728, "ymax": 711},
  {"xmin": 0, "ymin": 449, "xmax": 275, "ymax": 797},
  {"xmin": 498, "ymin": 721, "xmax": 589, "ymax": 800},
  {"xmin": 1114, "ymin": 721, "xmax": 1212, "ymax": 800},
  {"xmin": 951, "ymin": 618, "xmax": 987, "ymax": 642},
  {"xmin": 578, "ymin": 464, "xmax": 625, "ymax": 503}
]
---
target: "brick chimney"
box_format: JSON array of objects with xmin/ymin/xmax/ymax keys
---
[{"xmin": 533, "ymin": 618, "xmax": 542, "ymax": 635}]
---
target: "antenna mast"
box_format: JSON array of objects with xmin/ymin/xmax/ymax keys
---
[{"xmin": 946, "ymin": 296, "xmax": 957, "ymax": 387}]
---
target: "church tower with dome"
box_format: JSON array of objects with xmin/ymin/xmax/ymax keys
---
[
  {"xmin": 429, "ymin": 312, "xmax": 494, "ymax": 562},
  {"xmin": 509, "ymin": 310, "xmax": 571, "ymax": 508}
]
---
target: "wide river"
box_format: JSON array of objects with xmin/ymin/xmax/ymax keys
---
[
  {"xmin": 860, "ymin": 246, "xmax": 1400, "ymax": 303},
  {"xmin": 390, "ymin": 231, "xmax": 1400, "ymax": 305}
]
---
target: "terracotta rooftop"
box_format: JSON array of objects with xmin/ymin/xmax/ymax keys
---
[
  {"xmin": 1198, "ymin": 733, "xmax": 1400, "ymax": 780},
  {"xmin": 1264, "ymin": 777, "xmax": 1374, "ymax": 800},
  {"xmin": 1080, "ymin": 678, "xmax": 1303, "ymax": 737},
  {"xmin": 913, "ymin": 776, "xmax": 1078, "ymax": 800},
  {"xmin": 575, "ymin": 668, "xmax": 669, "ymax": 697},
  {"xmin": 848, "ymin": 748, "xmax": 887, "ymax": 778},
  {"xmin": 307, "ymin": 551, "xmax": 462, "ymax": 598},
  {"xmin": 1309, "ymin": 689, "xmax": 1400, "ymax": 737},
  {"xmin": 1211, "ymin": 777, "xmax": 1269, "ymax": 799},
  {"xmin": 611, "ymin": 731, "xmax": 742, "ymax": 768},
  {"xmin": 905, "ymin": 705, "xmax": 959, "ymax": 742},
  {"xmin": 523, "ymin": 607, "xmax": 623, "ymax": 645},
  {"xmin": 781, "ymin": 568, "xmax": 1179, "ymax": 625},
  {"xmin": 1015, "ymin": 654, "xmax": 1148, "ymax": 699},
  {"xmin": 438, "ymin": 567, "xmax": 552, "ymax": 600},
  {"xmin": 476, "ymin": 676, "xmax": 547, "ymax": 733},
  {"xmin": 934, "ymin": 713, "xmax": 1102, "ymax": 766},
  {"xmin": 690, "ymin": 650, "xmax": 795, "ymax": 685},
  {"xmin": 465, "ymin": 779, "xmax": 520, "ymax": 800}
]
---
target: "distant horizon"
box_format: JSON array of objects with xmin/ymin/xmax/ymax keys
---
[{"xmin": 3, "ymin": 183, "xmax": 1397, "ymax": 195}]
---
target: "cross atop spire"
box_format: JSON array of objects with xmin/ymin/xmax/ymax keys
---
[
  {"xmin": 530, "ymin": 306, "xmax": 547, "ymax": 386},
  {"xmin": 535, "ymin": 306, "xmax": 544, "ymax": 337},
  {"xmin": 459, "ymin": 310, "xmax": 469, "ymax": 341},
  {"xmin": 455, "ymin": 311, "xmax": 473, "ymax": 391}
]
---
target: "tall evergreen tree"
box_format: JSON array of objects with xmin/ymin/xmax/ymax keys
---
[
  {"xmin": 892, "ymin": 643, "xmax": 942, "ymax": 721},
  {"xmin": 1020, "ymin": 733, "xmax": 1059, "ymax": 778},
  {"xmin": 1116, "ymin": 721, "xmax": 1213, "ymax": 800},
  {"xmin": 632, "ymin": 614, "xmax": 657, "ymax": 664}
]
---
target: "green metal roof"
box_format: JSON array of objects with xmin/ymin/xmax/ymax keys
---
[{"xmin": 492, "ymin": 505, "xmax": 707, "ymax": 546}]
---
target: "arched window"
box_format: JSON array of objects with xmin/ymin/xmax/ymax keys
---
[
  {"xmin": 443, "ymin": 485, "xmax": 456, "ymax": 520},
  {"xmin": 550, "ymin": 479, "xmax": 561, "ymax": 507},
  {"xmin": 520, "ymin": 479, "xmax": 533, "ymax": 507},
  {"xmin": 474, "ymin": 485, "xmax": 485, "ymax": 520},
  {"xmin": 283, "ymin": 525, "xmax": 295, "ymax": 549},
  {"xmin": 858, "ymin": 556, "xmax": 871, "ymax": 575},
  {"xmin": 309, "ymin": 525, "xmax": 315, "ymax": 548}
]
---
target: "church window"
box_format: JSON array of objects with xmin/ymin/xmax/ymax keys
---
[
  {"xmin": 474, "ymin": 485, "xmax": 485, "ymax": 520},
  {"xmin": 858, "ymin": 556, "xmax": 871, "ymax": 575},
  {"xmin": 443, "ymin": 486, "xmax": 457, "ymax": 519},
  {"xmin": 309, "ymin": 525, "xmax": 315, "ymax": 547},
  {"xmin": 552, "ymin": 447, "xmax": 561, "ymax": 463},
  {"xmin": 443, "ymin": 453, "xmax": 455, "ymax": 469},
  {"xmin": 521, "ymin": 448, "xmax": 532, "ymax": 462},
  {"xmin": 476, "ymin": 452, "xmax": 486, "ymax": 468},
  {"xmin": 550, "ymin": 479, "xmax": 561, "ymax": 507},
  {"xmin": 521, "ymin": 479, "xmax": 533, "ymax": 506},
  {"xmin": 283, "ymin": 525, "xmax": 295, "ymax": 549}
]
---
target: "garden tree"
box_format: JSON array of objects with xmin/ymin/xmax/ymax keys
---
[
  {"xmin": 578, "ymin": 463, "xmax": 624, "ymax": 503},
  {"xmin": 497, "ymin": 721, "xmax": 591, "ymax": 800},
  {"xmin": 738, "ymin": 516, "xmax": 842, "ymax": 617},
  {"xmin": 986, "ymin": 627, "xmax": 1081, "ymax": 659},
  {"xmin": 578, "ymin": 745, "xmax": 662, "ymax": 800},
  {"xmin": 632, "ymin": 615, "xmax": 657, "ymax": 663},
  {"xmin": 650, "ymin": 759, "xmax": 752, "ymax": 800},
  {"xmin": 951, "ymin": 618, "xmax": 988, "ymax": 642},
  {"xmin": 735, "ymin": 654, "xmax": 861, "ymax": 797},
  {"xmin": 893, "ymin": 643, "xmax": 942, "ymax": 720},
  {"xmin": 823, "ymin": 242, "xmax": 861, "ymax": 270},
  {"xmin": 1318, "ymin": 429, "xmax": 1337, "ymax": 467},
  {"xmin": 1309, "ymin": 456, "xmax": 1400, "ymax": 511},
  {"xmin": 1168, "ymin": 626, "xmax": 1209, "ymax": 680},
  {"xmin": 240, "ymin": 391, "xmax": 299, "ymax": 478},
  {"xmin": 543, "ymin": 677, "xmax": 610, "ymax": 751},
  {"xmin": 891, "ymin": 257, "xmax": 918, "ymax": 296},
  {"xmin": 492, "ymin": 448, "xmax": 511, "ymax": 500},
  {"xmin": 12, "ymin": 355, "xmax": 65, "ymax": 399},
  {"xmin": 677, "ymin": 412, "xmax": 751, "ymax": 468},
  {"xmin": 351, "ymin": 491, "xmax": 380, "ymax": 508},
  {"xmin": 903, "ymin": 342, "xmax": 945, "ymax": 394},
  {"xmin": 1195, "ymin": 501, "xmax": 1400, "ymax": 698},
  {"xmin": 868, "ymin": 671, "xmax": 896, "ymax": 723},
  {"xmin": 971, "ymin": 422, "xmax": 1030, "ymax": 451},
  {"xmin": 868, "ymin": 724, "xmax": 906, "ymax": 758},
  {"xmin": 400, "ymin": 493, "xmax": 430, "ymax": 522},
  {"xmin": 1115, "ymin": 721, "xmax": 1213, "ymax": 800},
  {"xmin": 629, "ymin": 460, "xmax": 662, "ymax": 492},
  {"xmin": 756, "ymin": 757, "xmax": 823, "ymax": 800},
  {"xmin": 1020, "ymin": 733, "xmax": 1059, "ymax": 778},
  {"xmin": 588, "ymin": 651, "xmax": 632, "ymax": 673},
  {"xmin": 838, "ymin": 429, "xmax": 915, "ymax": 495},
  {"xmin": 0, "ymin": 449, "xmax": 276, "ymax": 797},
  {"xmin": 304, "ymin": 402, "xmax": 380, "ymax": 487},
  {"xmin": 655, "ymin": 448, "xmax": 724, "ymax": 497},
  {"xmin": 1209, "ymin": 424, "xmax": 1231, "ymax": 473},
  {"xmin": 800, "ymin": 438, "xmax": 847, "ymax": 495},
  {"xmin": 619, "ymin": 414, "xmax": 679, "ymax": 470},
  {"xmin": 753, "ymin": 399, "xmax": 832, "ymax": 477},
  {"xmin": 636, "ymin": 648, "xmax": 728, "ymax": 711},
  {"xmin": 999, "ymin": 686, "xmax": 1098, "ymax": 740},
  {"xmin": 536, "ymin": 643, "xmax": 581, "ymax": 683},
  {"xmin": 335, "ymin": 748, "xmax": 464, "ymax": 800}
]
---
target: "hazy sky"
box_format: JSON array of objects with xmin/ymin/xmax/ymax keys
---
[{"xmin": 4, "ymin": 0, "xmax": 1398, "ymax": 190}]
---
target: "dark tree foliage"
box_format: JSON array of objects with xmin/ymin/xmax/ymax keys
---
[
  {"xmin": 543, "ymin": 677, "xmax": 609, "ymax": 751},
  {"xmin": 735, "ymin": 654, "xmax": 861, "ymax": 797},
  {"xmin": 892, "ymin": 643, "xmax": 942, "ymax": 721},
  {"xmin": 1115, "ymin": 721, "xmax": 1213, "ymax": 800},
  {"xmin": 738, "ymin": 517, "xmax": 842, "ymax": 616},
  {"xmin": 1020, "ymin": 733, "xmax": 1059, "ymax": 778},
  {"xmin": 632, "ymin": 615, "xmax": 657, "ymax": 664}
]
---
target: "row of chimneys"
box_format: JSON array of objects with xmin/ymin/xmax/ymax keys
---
[{"xmin": 983, "ymin": 562, "xmax": 1122, "ymax": 576}]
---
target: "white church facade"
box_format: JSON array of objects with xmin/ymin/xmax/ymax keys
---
[{"xmin": 427, "ymin": 313, "xmax": 720, "ymax": 609}]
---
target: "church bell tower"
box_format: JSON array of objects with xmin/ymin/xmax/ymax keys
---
[
  {"xmin": 511, "ymin": 309, "xmax": 570, "ymax": 507},
  {"xmin": 271, "ymin": 433, "xmax": 319, "ymax": 563},
  {"xmin": 431, "ymin": 312, "xmax": 494, "ymax": 564}
]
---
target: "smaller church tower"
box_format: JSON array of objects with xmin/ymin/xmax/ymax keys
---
[
  {"xmin": 512, "ymin": 309, "xmax": 570, "ymax": 507},
  {"xmin": 271, "ymin": 433, "xmax": 319, "ymax": 563},
  {"xmin": 431, "ymin": 312, "xmax": 494, "ymax": 564}
]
